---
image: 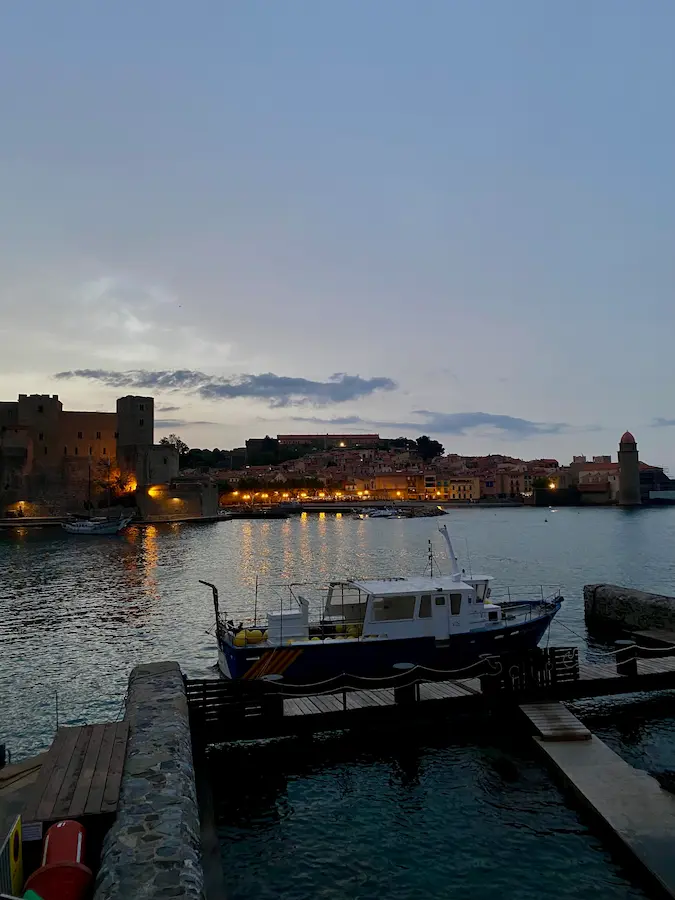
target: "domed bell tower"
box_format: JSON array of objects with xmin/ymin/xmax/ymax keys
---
[{"xmin": 618, "ymin": 431, "xmax": 641, "ymax": 506}]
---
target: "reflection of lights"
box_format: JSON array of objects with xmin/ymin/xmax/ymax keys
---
[
  {"xmin": 336, "ymin": 512, "xmax": 342, "ymax": 518},
  {"xmin": 319, "ymin": 512, "xmax": 326, "ymax": 519},
  {"xmin": 318, "ymin": 492, "xmax": 325, "ymax": 498},
  {"xmin": 243, "ymin": 494, "xmax": 251, "ymax": 500}
]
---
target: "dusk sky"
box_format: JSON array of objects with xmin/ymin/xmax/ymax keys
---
[{"xmin": 2, "ymin": 2, "xmax": 675, "ymax": 467}]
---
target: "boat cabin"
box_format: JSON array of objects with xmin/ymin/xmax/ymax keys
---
[{"xmin": 263, "ymin": 574, "xmax": 500, "ymax": 646}]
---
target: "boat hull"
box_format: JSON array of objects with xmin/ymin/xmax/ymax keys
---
[{"xmin": 217, "ymin": 605, "xmax": 559, "ymax": 684}]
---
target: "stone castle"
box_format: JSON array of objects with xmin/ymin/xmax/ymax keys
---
[{"xmin": 0, "ymin": 394, "xmax": 179, "ymax": 515}]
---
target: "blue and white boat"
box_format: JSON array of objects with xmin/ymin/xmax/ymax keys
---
[{"xmin": 204, "ymin": 526, "xmax": 562, "ymax": 684}]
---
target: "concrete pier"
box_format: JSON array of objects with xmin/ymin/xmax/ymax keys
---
[{"xmin": 537, "ymin": 731, "xmax": 675, "ymax": 898}]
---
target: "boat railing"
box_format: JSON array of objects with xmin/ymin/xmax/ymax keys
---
[{"xmin": 490, "ymin": 584, "xmax": 562, "ymax": 604}]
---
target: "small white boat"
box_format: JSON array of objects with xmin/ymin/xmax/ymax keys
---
[{"xmin": 62, "ymin": 513, "xmax": 134, "ymax": 535}]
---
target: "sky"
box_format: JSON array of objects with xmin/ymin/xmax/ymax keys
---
[{"xmin": 2, "ymin": 1, "xmax": 675, "ymax": 467}]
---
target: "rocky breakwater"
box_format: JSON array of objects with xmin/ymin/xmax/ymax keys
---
[
  {"xmin": 584, "ymin": 584, "xmax": 675, "ymax": 631},
  {"xmin": 94, "ymin": 662, "xmax": 204, "ymax": 900}
]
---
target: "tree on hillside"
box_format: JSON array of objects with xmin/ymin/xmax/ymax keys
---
[
  {"xmin": 160, "ymin": 433, "xmax": 189, "ymax": 458},
  {"xmin": 415, "ymin": 435, "xmax": 445, "ymax": 461}
]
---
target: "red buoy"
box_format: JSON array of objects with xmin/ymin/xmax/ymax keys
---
[{"xmin": 24, "ymin": 820, "xmax": 92, "ymax": 900}]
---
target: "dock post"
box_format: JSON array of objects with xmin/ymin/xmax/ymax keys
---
[
  {"xmin": 615, "ymin": 640, "xmax": 638, "ymax": 677},
  {"xmin": 393, "ymin": 663, "xmax": 418, "ymax": 705},
  {"xmin": 261, "ymin": 674, "xmax": 284, "ymax": 718}
]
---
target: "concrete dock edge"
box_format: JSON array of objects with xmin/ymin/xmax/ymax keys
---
[
  {"xmin": 536, "ymin": 734, "xmax": 675, "ymax": 899},
  {"xmin": 93, "ymin": 662, "xmax": 205, "ymax": 900}
]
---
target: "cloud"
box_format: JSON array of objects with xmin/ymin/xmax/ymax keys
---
[
  {"xmin": 155, "ymin": 418, "xmax": 218, "ymax": 428},
  {"xmin": 157, "ymin": 405, "xmax": 181, "ymax": 412},
  {"xmin": 293, "ymin": 410, "xmax": 571, "ymax": 437},
  {"xmin": 652, "ymin": 417, "xmax": 675, "ymax": 428},
  {"xmin": 54, "ymin": 369, "xmax": 396, "ymax": 407}
]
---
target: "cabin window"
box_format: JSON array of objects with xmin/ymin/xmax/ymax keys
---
[
  {"xmin": 435, "ymin": 596, "xmax": 446, "ymax": 606},
  {"xmin": 475, "ymin": 583, "xmax": 487, "ymax": 601},
  {"xmin": 419, "ymin": 595, "xmax": 432, "ymax": 618},
  {"xmin": 488, "ymin": 610, "xmax": 499, "ymax": 622},
  {"xmin": 371, "ymin": 595, "xmax": 415, "ymax": 622},
  {"xmin": 450, "ymin": 593, "xmax": 462, "ymax": 615}
]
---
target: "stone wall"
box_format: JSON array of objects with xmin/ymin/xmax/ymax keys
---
[
  {"xmin": 94, "ymin": 662, "xmax": 204, "ymax": 900},
  {"xmin": 584, "ymin": 583, "xmax": 675, "ymax": 631}
]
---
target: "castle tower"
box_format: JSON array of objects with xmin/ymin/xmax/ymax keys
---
[
  {"xmin": 618, "ymin": 431, "xmax": 641, "ymax": 506},
  {"xmin": 116, "ymin": 396, "xmax": 154, "ymax": 447}
]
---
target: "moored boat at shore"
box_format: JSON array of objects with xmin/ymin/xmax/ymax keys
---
[
  {"xmin": 62, "ymin": 512, "xmax": 134, "ymax": 535},
  {"xmin": 201, "ymin": 526, "xmax": 563, "ymax": 684}
]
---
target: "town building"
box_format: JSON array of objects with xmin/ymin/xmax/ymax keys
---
[{"xmin": 276, "ymin": 433, "xmax": 380, "ymax": 449}]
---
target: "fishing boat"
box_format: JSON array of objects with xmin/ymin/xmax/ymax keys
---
[
  {"xmin": 201, "ymin": 526, "xmax": 563, "ymax": 683},
  {"xmin": 62, "ymin": 512, "xmax": 134, "ymax": 535}
]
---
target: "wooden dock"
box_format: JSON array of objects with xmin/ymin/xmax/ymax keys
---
[
  {"xmin": 520, "ymin": 702, "xmax": 591, "ymax": 741},
  {"xmin": 22, "ymin": 723, "xmax": 129, "ymax": 826},
  {"xmin": 186, "ymin": 643, "xmax": 675, "ymax": 744}
]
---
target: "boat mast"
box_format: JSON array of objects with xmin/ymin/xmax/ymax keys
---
[
  {"xmin": 438, "ymin": 525, "xmax": 461, "ymax": 581},
  {"xmin": 428, "ymin": 539, "xmax": 433, "ymax": 577}
]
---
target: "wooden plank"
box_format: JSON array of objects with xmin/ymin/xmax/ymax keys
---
[
  {"xmin": 345, "ymin": 692, "xmax": 367, "ymax": 710},
  {"xmin": 100, "ymin": 722, "xmax": 130, "ymax": 813},
  {"xmin": 22, "ymin": 730, "xmax": 69, "ymax": 822},
  {"xmin": 520, "ymin": 702, "xmax": 591, "ymax": 742},
  {"xmin": 68, "ymin": 724, "xmax": 108, "ymax": 817},
  {"xmin": 282, "ymin": 698, "xmax": 305, "ymax": 717},
  {"xmin": 35, "ymin": 727, "xmax": 82, "ymax": 822},
  {"xmin": 84, "ymin": 725, "xmax": 117, "ymax": 815},
  {"xmin": 52, "ymin": 726, "xmax": 92, "ymax": 819},
  {"xmin": 366, "ymin": 688, "xmax": 394, "ymax": 707},
  {"xmin": 419, "ymin": 683, "xmax": 447, "ymax": 701},
  {"xmin": 309, "ymin": 694, "xmax": 343, "ymax": 714},
  {"xmin": 458, "ymin": 678, "xmax": 482, "ymax": 694},
  {"xmin": 359, "ymin": 690, "xmax": 390, "ymax": 708}
]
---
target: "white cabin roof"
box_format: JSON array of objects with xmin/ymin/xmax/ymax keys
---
[{"xmin": 351, "ymin": 576, "xmax": 475, "ymax": 595}]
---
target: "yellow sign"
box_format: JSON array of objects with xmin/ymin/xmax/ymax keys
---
[{"xmin": 8, "ymin": 816, "xmax": 22, "ymax": 897}]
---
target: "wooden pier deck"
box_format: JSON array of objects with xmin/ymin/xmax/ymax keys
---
[
  {"xmin": 185, "ymin": 643, "xmax": 675, "ymax": 744},
  {"xmin": 22, "ymin": 723, "xmax": 129, "ymax": 826}
]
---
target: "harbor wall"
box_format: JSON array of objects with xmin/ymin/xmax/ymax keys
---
[
  {"xmin": 94, "ymin": 662, "xmax": 204, "ymax": 900},
  {"xmin": 584, "ymin": 583, "xmax": 675, "ymax": 631}
]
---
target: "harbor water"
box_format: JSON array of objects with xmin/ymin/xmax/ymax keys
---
[{"xmin": 4, "ymin": 506, "xmax": 675, "ymax": 898}]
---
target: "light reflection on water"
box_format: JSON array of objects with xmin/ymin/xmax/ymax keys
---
[{"xmin": 3, "ymin": 506, "xmax": 675, "ymax": 762}]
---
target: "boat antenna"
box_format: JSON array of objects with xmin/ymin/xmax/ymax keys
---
[
  {"xmin": 428, "ymin": 539, "xmax": 433, "ymax": 578},
  {"xmin": 464, "ymin": 537, "xmax": 473, "ymax": 578},
  {"xmin": 438, "ymin": 525, "xmax": 461, "ymax": 581}
]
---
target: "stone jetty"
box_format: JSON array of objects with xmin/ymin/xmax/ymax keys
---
[
  {"xmin": 94, "ymin": 662, "xmax": 204, "ymax": 900},
  {"xmin": 584, "ymin": 584, "xmax": 675, "ymax": 631}
]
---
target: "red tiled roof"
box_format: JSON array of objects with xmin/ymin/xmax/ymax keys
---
[{"xmin": 621, "ymin": 431, "xmax": 636, "ymax": 444}]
